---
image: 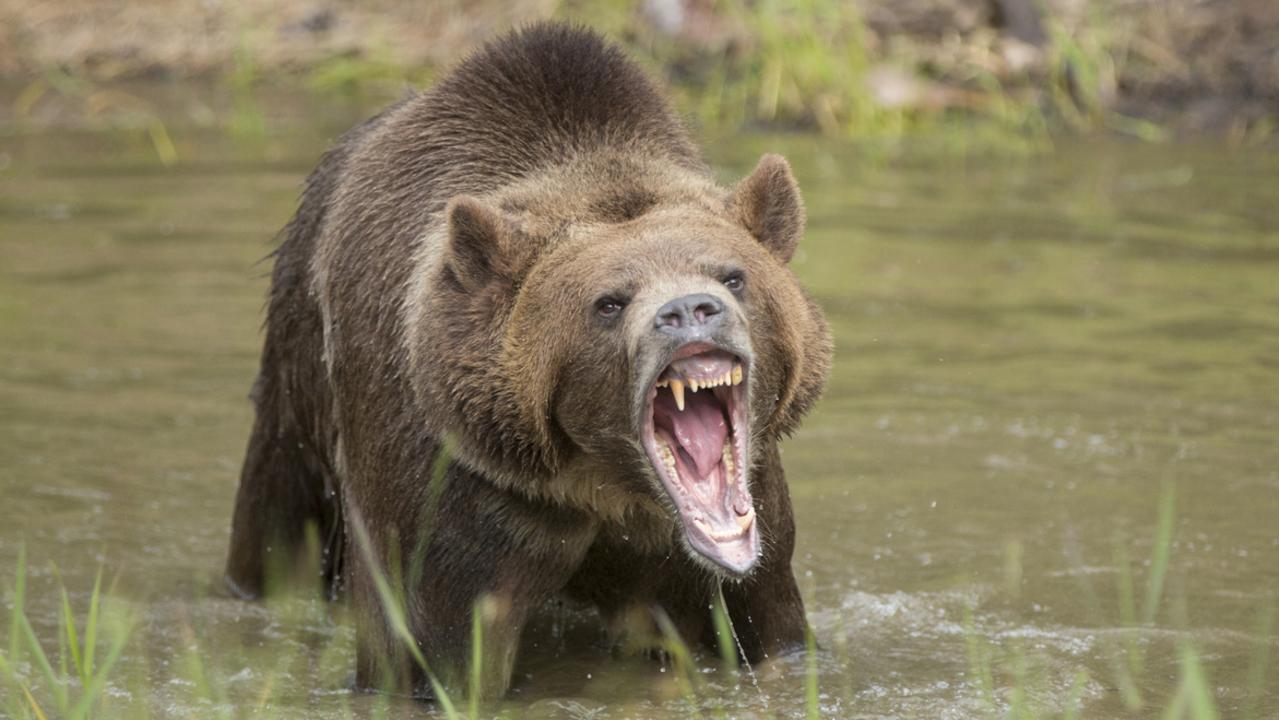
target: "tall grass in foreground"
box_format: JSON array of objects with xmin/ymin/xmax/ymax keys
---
[
  {"xmin": 2, "ymin": 483, "xmax": 1272, "ymax": 718},
  {"xmin": 0, "ymin": 549, "xmax": 134, "ymax": 720},
  {"xmin": 957, "ymin": 481, "xmax": 1267, "ymax": 719}
]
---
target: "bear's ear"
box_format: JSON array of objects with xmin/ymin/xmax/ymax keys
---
[
  {"xmin": 727, "ymin": 154, "xmax": 805, "ymax": 263},
  {"xmin": 444, "ymin": 196, "xmax": 513, "ymax": 291}
]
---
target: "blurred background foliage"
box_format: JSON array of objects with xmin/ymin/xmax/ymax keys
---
[{"xmin": 1, "ymin": 0, "xmax": 1276, "ymax": 150}]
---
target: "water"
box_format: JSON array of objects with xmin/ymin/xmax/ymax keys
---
[{"xmin": 1, "ymin": 121, "xmax": 1277, "ymax": 717}]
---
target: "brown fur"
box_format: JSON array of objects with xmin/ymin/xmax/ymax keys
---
[{"xmin": 226, "ymin": 22, "xmax": 831, "ymax": 700}]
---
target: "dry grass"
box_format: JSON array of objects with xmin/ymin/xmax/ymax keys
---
[{"xmin": 0, "ymin": 0, "xmax": 1276, "ymax": 139}]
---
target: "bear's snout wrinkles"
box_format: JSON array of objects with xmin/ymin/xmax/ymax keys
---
[{"xmin": 653, "ymin": 293, "xmax": 725, "ymax": 340}]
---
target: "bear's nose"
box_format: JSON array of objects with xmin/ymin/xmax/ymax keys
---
[{"xmin": 654, "ymin": 293, "xmax": 725, "ymax": 338}]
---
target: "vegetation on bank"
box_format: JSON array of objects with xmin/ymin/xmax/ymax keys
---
[
  {"xmin": 2, "ymin": 0, "xmax": 1277, "ymax": 166},
  {"xmin": 2, "ymin": 485, "xmax": 1270, "ymax": 719}
]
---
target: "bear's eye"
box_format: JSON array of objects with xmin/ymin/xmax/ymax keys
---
[
  {"xmin": 595, "ymin": 297, "xmax": 627, "ymax": 319},
  {"xmin": 722, "ymin": 271, "xmax": 746, "ymax": 294}
]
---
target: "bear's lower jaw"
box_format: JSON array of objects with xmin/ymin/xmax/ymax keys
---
[{"xmin": 642, "ymin": 348, "xmax": 758, "ymax": 576}]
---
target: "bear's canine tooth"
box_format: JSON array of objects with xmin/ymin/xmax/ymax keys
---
[
  {"xmin": 731, "ymin": 364, "xmax": 743, "ymax": 385},
  {"xmin": 670, "ymin": 379, "xmax": 685, "ymax": 411},
  {"xmin": 736, "ymin": 507, "xmax": 756, "ymax": 531}
]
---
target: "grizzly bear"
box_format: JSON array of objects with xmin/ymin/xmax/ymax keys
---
[{"xmin": 225, "ymin": 22, "xmax": 831, "ymax": 699}]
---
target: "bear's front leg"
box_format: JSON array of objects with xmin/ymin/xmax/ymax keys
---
[
  {"xmin": 346, "ymin": 461, "xmax": 597, "ymax": 701},
  {"xmin": 720, "ymin": 441, "xmax": 809, "ymax": 661}
]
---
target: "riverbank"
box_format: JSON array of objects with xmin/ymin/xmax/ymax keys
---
[{"xmin": 1, "ymin": 0, "xmax": 1276, "ymax": 143}]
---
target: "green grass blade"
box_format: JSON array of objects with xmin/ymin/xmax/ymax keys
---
[
  {"xmin": 146, "ymin": 117, "xmax": 178, "ymax": 166},
  {"xmin": 67, "ymin": 608, "xmax": 134, "ymax": 720},
  {"xmin": 1061, "ymin": 669, "xmax": 1090, "ymax": 720},
  {"xmin": 1176, "ymin": 642, "xmax": 1220, "ymax": 720},
  {"xmin": 83, "ymin": 566, "xmax": 102, "ymax": 681},
  {"xmin": 710, "ymin": 585, "xmax": 738, "ymax": 681},
  {"xmin": 1142, "ymin": 482, "xmax": 1176, "ymax": 626},
  {"xmin": 1113, "ymin": 535, "xmax": 1137, "ymax": 628},
  {"xmin": 176, "ymin": 616, "xmax": 231, "ymax": 718},
  {"xmin": 804, "ymin": 623, "xmax": 820, "ymax": 720},
  {"xmin": 469, "ymin": 598, "xmax": 482, "ymax": 720},
  {"xmin": 0, "ymin": 649, "xmax": 32, "ymax": 719},
  {"xmin": 54, "ymin": 573, "xmax": 85, "ymax": 685},
  {"xmin": 409, "ymin": 438, "xmax": 453, "ymax": 593},
  {"xmin": 18, "ymin": 614, "xmax": 68, "ymax": 712},
  {"xmin": 21, "ymin": 683, "xmax": 50, "ymax": 720},
  {"xmin": 56, "ymin": 591, "xmax": 67, "ymax": 684},
  {"xmin": 962, "ymin": 607, "xmax": 995, "ymax": 712},
  {"xmin": 1113, "ymin": 535, "xmax": 1144, "ymax": 678},
  {"xmin": 1242, "ymin": 604, "xmax": 1274, "ymax": 720},
  {"xmin": 348, "ymin": 507, "xmax": 459, "ymax": 720},
  {"xmin": 1006, "ymin": 642, "xmax": 1029, "ymax": 720},
  {"xmin": 9, "ymin": 545, "xmax": 26, "ymax": 662},
  {"xmin": 1160, "ymin": 681, "xmax": 1188, "ymax": 720},
  {"xmin": 653, "ymin": 608, "xmax": 704, "ymax": 720}
]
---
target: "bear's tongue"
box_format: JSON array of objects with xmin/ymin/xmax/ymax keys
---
[
  {"xmin": 652, "ymin": 389, "xmax": 727, "ymax": 478},
  {"xmin": 646, "ymin": 350, "xmax": 757, "ymax": 575}
]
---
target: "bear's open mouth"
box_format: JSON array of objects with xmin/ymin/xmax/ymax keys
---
[{"xmin": 641, "ymin": 343, "xmax": 758, "ymax": 575}]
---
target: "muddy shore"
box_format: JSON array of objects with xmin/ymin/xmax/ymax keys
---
[{"xmin": 1, "ymin": 0, "xmax": 1275, "ymax": 137}]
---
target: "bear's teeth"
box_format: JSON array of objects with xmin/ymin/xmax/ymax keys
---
[
  {"xmin": 658, "ymin": 438, "xmax": 680, "ymax": 482},
  {"xmin": 731, "ymin": 364, "xmax": 743, "ymax": 385},
  {"xmin": 722, "ymin": 442, "xmax": 735, "ymax": 476},
  {"xmin": 695, "ymin": 515, "xmax": 750, "ymax": 541},
  {"xmin": 670, "ymin": 379, "xmax": 685, "ymax": 410}
]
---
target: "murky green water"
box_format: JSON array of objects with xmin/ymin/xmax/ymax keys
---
[{"xmin": 1, "ymin": 121, "xmax": 1277, "ymax": 718}]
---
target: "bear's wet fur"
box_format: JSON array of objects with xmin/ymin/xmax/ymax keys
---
[{"xmin": 226, "ymin": 22, "xmax": 831, "ymax": 699}]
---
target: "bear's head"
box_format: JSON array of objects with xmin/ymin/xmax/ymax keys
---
[{"xmin": 411, "ymin": 153, "xmax": 831, "ymax": 576}]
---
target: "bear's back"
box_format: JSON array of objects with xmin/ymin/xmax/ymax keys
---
[
  {"xmin": 423, "ymin": 22, "xmax": 704, "ymax": 184},
  {"xmin": 336, "ymin": 22, "xmax": 705, "ymax": 212}
]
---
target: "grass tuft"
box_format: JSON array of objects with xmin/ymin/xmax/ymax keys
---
[
  {"xmin": 709, "ymin": 584, "xmax": 738, "ymax": 681},
  {"xmin": 0, "ymin": 483, "xmax": 1262, "ymax": 718},
  {"xmin": 1142, "ymin": 481, "xmax": 1177, "ymax": 627}
]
